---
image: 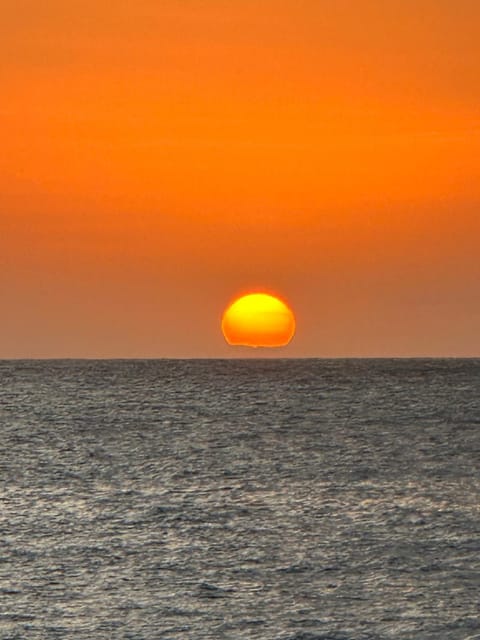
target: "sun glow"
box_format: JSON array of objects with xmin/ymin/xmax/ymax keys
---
[{"xmin": 221, "ymin": 293, "xmax": 296, "ymax": 348}]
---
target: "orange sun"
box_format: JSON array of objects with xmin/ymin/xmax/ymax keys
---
[{"xmin": 221, "ymin": 292, "xmax": 296, "ymax": 348}]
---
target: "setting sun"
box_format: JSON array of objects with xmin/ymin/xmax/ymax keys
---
[{"xmin": 221, "ymin": 293, "xmax": 296, "ymax": 348}]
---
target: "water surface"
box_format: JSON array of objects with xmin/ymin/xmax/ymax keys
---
[{"xmin": 0, "ymin": 359, "xmax": 479, "ymax": 639}]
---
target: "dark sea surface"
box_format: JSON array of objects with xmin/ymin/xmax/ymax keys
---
[{"xmin": 0, "ymin": 359, "xmax": 479, "ymax": 640}]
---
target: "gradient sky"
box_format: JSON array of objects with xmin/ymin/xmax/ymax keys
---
[{"xmin": 2, "ymin": 0, "xmax": 479, "ymax": 357}]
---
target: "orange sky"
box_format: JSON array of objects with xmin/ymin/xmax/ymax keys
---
[{"xmin": 2, "ymin": 0, "xmax": 480, "ymax": 357}]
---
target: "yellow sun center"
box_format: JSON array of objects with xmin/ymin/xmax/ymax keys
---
[{"xmin": 221, "ymin": 292, "xmax": 296, "ymax": 348}]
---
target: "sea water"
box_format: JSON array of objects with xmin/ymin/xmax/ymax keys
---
[{"xmin": 0, "ymin": 359, "xmax": 479, "ymax": 639}]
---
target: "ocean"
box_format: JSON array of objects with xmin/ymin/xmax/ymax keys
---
[{"xmin": 0, "ymin": 359, "xmax": 479, "ymax": 639}]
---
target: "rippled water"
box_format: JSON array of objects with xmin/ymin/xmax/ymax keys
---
[{"xmin": 0, "ymin": 359, "xmax": 479, "ymax": 639}]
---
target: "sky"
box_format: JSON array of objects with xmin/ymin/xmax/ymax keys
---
[{"xmin": 2, "ymin": 0, "xmax": 479, "ymax": 357}]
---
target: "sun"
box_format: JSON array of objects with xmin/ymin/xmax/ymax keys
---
[{"xmin": 221, "ymin": 292, "xmax": 296, "ymax": 348}]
